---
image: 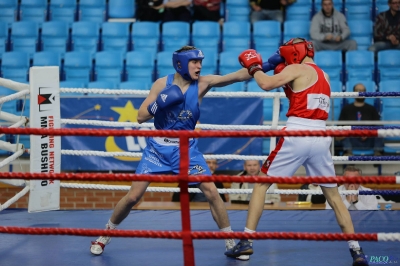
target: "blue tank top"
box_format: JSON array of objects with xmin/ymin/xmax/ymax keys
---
[{"xmin": 153, "ymin": 74, "xmax": 200, "ymax": 130}]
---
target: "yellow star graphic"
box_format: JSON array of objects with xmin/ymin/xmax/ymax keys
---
[
  {"xmin": 111, "ymin": 101, "xmax": 138, "ymax": 122},
  {"xmin": 94, "ymin": 104, "xmax": 101, "ymax": 110}
]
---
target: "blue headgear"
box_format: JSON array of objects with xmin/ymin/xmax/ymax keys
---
[{"xmin": 172, "ymin": 49, "xmax": 205, "ymax": 81}]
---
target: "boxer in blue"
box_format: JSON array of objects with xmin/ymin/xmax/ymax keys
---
[{"xmin": 90, "ymin": 46, "xmax": 283, "ymax": 259}]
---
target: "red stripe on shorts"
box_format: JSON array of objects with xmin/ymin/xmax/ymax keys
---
[{"xmin": 261, "ymin": 129, "xmax": 286, "ymax": 174}]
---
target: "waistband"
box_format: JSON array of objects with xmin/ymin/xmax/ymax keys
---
[
  {"xmin": 286, "ymin": 117, "xmax": 326, "ymax": 129},
  {"xmin": 152, "ymin": 137, "xmax": 194, "ymax": 146}
]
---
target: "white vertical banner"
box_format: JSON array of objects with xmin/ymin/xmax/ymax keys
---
[{"xmin": 28, "ymin": 67, "xmax": 61, "ymax": 213}]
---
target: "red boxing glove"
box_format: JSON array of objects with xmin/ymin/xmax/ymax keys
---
[
  {"xmin": 238, "ymin": 49, "xmax": 263, "ymax": 76},
  {"xmin": 274, "ymin": 62, "xmax": 286, "ymax": 75}
]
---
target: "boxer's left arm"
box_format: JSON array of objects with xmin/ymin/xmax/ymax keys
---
[{"xmin": 253, "ymin": 64, "xmax": 302, "ymax": 91}]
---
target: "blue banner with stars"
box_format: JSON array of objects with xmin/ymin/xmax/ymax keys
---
[{"xmin": 60, "ymin": 96, "xmax": 263, "ymax": 171}]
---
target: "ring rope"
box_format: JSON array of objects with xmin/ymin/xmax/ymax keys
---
[
  {"xmin": 0, "ymin": 227, "xmax": 398, "ymax": 241},
  {"xmin": 59, "ymin": 183, "xmax": 399, "ymax": 196},
  {"xmin": 0, "ymin": 186, "xmax": 30, "ymax": 211},
  {"xmin": 0, "ymin": 172, "xmax": 399, "ymax": 184},
  {"xmin": 0, "ymin": 90, "xmax": 30, "ymax": 105}
]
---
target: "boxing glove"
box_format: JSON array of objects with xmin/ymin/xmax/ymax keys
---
[
  {"xmin": 274, "ymin": 62, "xmax": 286, "ymax": 75},
  {"xmin": 147, "ymin": 84, "xmax": 184, "ymax": 116},
  {"xmin": 262, "ymin": 50, "xmax": 285, "ymax": 73},
  {"xmin": 238, "ymin": 49, "xmax": 263, "ymax": 76}
]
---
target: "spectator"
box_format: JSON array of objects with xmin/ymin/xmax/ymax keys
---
[
  {"xmin": 326, "ymin": 166, "xmax": 378, "ymax": 210},
  {"xmin": 230, "ymin": 160, "xmax": 281, "ymax": 203},
  {"xmin": 249, "ymin": 0, "xmax": 294, "ymax": 24},
  {"xmin": 368, "ymin": 0, "xmax": 400, "ymax": 53},
  {"xmin": 298, "ymin": 184, "xmax": 327, "ymax": 204},
  {"xmin": 171, "ymin": 157, "xmax": 227, "ymax": 202},
  {"xmin": 136, "ymin": 0, "xmax": 164, "ymax": 21},
  {"xmin": 335, "ymin": 83, "xmax": 384, "ymax": 156},
  {"xmin": 193, "ymin": 0, "xmax": 223, "ymax": 25},
  {"xmin": 310, "ymin": 0, "xmax": 357, "ymax": 51},
  {"xmin": 163, "ymin": 0, "xmax": 192, "ymax": 22}
]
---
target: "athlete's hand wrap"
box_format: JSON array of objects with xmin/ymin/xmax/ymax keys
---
[
  {"xmin": 262, "ymin": 50, "xmax": 285, "ymax": 73},
  {"xmin": 147, "ymin": 84, "xmax": 184, "ymax": 116},
  {"xmin": 238, "ymin": 49, "xmax": 263, "ymax": 76}
]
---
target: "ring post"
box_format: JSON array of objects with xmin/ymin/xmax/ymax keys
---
[{"xmin": 28, "ymin": 67, "xmax": 61, "ymax": 213}]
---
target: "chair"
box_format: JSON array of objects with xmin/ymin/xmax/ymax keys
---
[
  {"xmin": 161, "ymin": 22, "xmax": 190, "ymax": 52},
  {"xmin": 348, "ymin": 20, "xmax": 373, "ymax": 51},
  {"xmin": 79, "ymin": 0, "xmax": 106, "ymax": 23},
  {"xmin": 225, "ymin": 0, "xmax": 250, "ymax": 22},
  {"xmin": 379, "ymin": 80, "xmax": 400, "ymax": 93},
  {"xmin": 0, "ymin": 0, "xmax": 18, "ymax": 25},
  {"xmin": 0, "ymin": 21, "xmax": 8, "ymax": 56},
  {"xmin": 49, "ymin": 0, "xmax": 77, "ymax": 24},
  {"xmin": 375, "ymin": 2, "xmax": 388, "ymax": 18},
  {"xmin": 283, "ymin": 20, "xmax": 310, "ymax": 42},
  {"xmin": 253, "ymin": 21, "xmax": 281, "ymax": 51},
  {"xmin": 219, "ymin": 51, "xmax": 241, "ymax": 75},
  {"xmin": 345, "ymin": 80, "xmax": 376, "ymax": 106},
  {"xmin": 126, "ymin": 51, "xmax": 155, "ymax": 83},
  {"xmin": 132, "ymin": 22, "xmax": 160, "ymax": 56},
  {"xmin": 345, "ymin": 50, "xmax": 374, "ymax": 82},
  {"xmin": 192, "ymin": 21, "xmax": 220, "ymax": 55},
  {"xmin": 214, "ymin": 82, "xmax": 245, "ymax": 92},
  {"xmin": 108, "ymin": 0, "xmax": 135, "ymax": 19},
  {"xmin": 119, "ymin": 81, "xmax": 150, "ymax": 90},
  {"xmin": 88, "ymin": 80, "xmax": 117, "ymax": 89},
  {"xmin": 101, "ymin": 22, "xmax": 130, "ymax": 53},
  {"xmin": 33, "ymin": 51, "xmax": 61, "ymax": 67},
  {"xmin": 377, "ymin": 50, "xmax": 400, "ymax": 82},
  {"xmin": 201, "ymin": 51, "xmax": 218, "ymax": 75},
  {"xmin": 63, "ymin": 51, "xmax": 93, "ymax": 83},
  {"xmin": 328, "ymin": 80, "xmax": 343, "ymax": 121},
  {"xmin": 248, "ymin": 80, "xmax": 275, "ymax": 121},
  {"xmin": 94, "ymin": 51, "xmax": 124, "ymax": 83},
  {"xmin": 10, "ymin": 21, "xmax": 39, "ymax": 56},
  {"xmin": 285, "ymin": 0, "xmax": 312, "ymax": 21},
  {"xmin": 1, "ymin": 51, "xmax": 30, "ymax": 82},
  {"xmin": 314, "ymin": 0, "xmax": 343, "ymax": 13},
  {"xmin": 222, "ymin": 21, "xmax": 250, "ymax": 52},
  {"xmin": 19, "ymin": 0, "xmax": 48, "ymax": 23},
  {"xmin": 71, "ymin": 21, "xmax": 100, "ymax": 54},
  {"xmin": 156, "ymin": 51, "xmax": 175, "ymax": 78},
  {"xmin": 41, "ymin": 21, "xmax": 69, "ymax": 54},
  {"xmin": 380, "ymin": 98, "xmax": 400, "ymax": 152},
  {"xmin": 344, "ymin": 0, "xmax": 373, "ymax": 20},
  {"xmin": 314, "ymin": 51, "xmax": 343, "ymax": 82}
]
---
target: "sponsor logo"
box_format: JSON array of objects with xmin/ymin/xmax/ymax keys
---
[
  {"xmin": 307, "ymin": 93, "xmax": 330, "ymax": 112},
  {"xmin": 244, "ymin": 51, "xmax": 258, "ymax": 61},
  {"xmin": 263, "ymin": 160, "xmax": 271, "ymax": 169},
  {"xmin": 188, "ymin": 164, "xmax": 206, "ymax": 175},
  {"xmin": 178, "ymin": 110, "xmax": 193, "ymax": 120},
  {"xmin": 160, "ymin": 94, "xmax": 168, "ymax": 102},
  {"xmin": 164, "ymin": 138, "xmax": 179, "ymax": 144},
  {"xmin": 197, "ymin": 50, "xmax": 204, "ymax": 58},
  {"xmin": 367, "ymin": 255, "xmax": 399, "ymax": 264},
  {"xmin": 38, "ymin": 87, "xmax": 56, "ymax": 112}
]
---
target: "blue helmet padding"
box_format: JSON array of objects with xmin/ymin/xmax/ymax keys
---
[{"xmin": 172, "ymin": 49, "xmax": 205, "ymax": 81}]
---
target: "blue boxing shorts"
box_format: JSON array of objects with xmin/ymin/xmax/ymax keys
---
[{"xmin": 135, "ymin": 137, "xmax": 211, "ymax": 184}]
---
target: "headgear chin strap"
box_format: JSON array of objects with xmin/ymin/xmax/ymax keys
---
[
  {"xmin": 279, "ymin": 38, "xmax": 314, "ymax": 65},
  {"xmin": 172, "ymin": 49, "xmax": 205, "ymax": 81}
]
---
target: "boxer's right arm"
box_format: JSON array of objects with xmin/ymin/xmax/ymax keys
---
[{"xmin": 137, "ymin": 78, "xmax": 166, "ymax": 124}]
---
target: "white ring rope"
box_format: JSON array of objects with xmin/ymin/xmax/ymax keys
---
[
  {"xmin": 0, "ymin": 77, "xmax": 29, "ymax": 92},
  {"xmin": 0, "ymin": 185, "xmax": 30, "ymax": 212},
  {"xmin": 0, "ymin": 149, "xmax": 25, "ymax": 169},
  {"xmin": 60, "ymin": 88, "xmax": 400, "ymax": 99},
  {"xmin": 59, "ymin": 182, "xmax": 362, "ymax": 195},
  {"xmin": 377, "ymin": 233, "xmax": 400, "ymax": 241},
  {"xmin": 0, "ymin": 90, "xmax": 30, "ymax": 105},
  {"xmin": 0, "ymin": 141, "xmax": 24, "ymax": 153}
]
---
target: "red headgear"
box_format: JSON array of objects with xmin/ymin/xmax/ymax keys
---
[{"xmin": 279, "ymin": 38, "xmax": 314, "ymax": 65}]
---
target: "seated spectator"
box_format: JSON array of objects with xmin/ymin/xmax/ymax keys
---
[
  {"xmin": 335, "ymin": 83, "xmax": 384, "ymax": 156},
  {"xmin": 193, "ymin": 0, "xmax": 223, "ymax": 24},
  {"xmin": 171, "ymin": 157, "xmax": 227, "ymax": 202},
  {"xmin": 368, "ymin": 0, "xmax": 400, "ymax": 53},
  {"xmin": 136, "ymin": 0, "xmax": 164, "ymax": 21},
  {"xmin": 298, "ymin": 184, "xmax": 327, "ymax": 204},
  {"xmin": 230, "ymin": 160, "xmax": 281, "ymax": 203},
  {"xmin": 250, "ymin": 0, "xmax": 294, "ymax": 24},
  {"xmin": 310, "ymin": 0, "xmax": 357, "ymax": 51},
  {"xmin": 163, "ymin": 0, "xmax": 192, "ymax": 22},
  {"xmin": 326, "ymin": 166, "xmax": 378, "ymax": 210}
]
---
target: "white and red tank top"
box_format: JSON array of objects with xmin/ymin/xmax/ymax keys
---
[{"xmin": 284, "ymin": 63, "xmax": 330, "ymax": 120}]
